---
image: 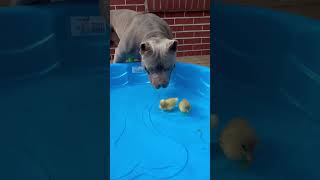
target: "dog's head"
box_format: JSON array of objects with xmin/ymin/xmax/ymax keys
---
[{"xmin": 140, "ymin": 38, "xmax": 178, "ymax": 89}]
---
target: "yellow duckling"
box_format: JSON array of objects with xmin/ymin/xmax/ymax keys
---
[
  {"xmin": 210, "ymin": 114, "xmax": 218, "ymax": 129},
  {"xmin": 219, "ymin": 117, "xmax": 259, "ymax": 164},
  {"xmin": 178, "ymin": 98, "xmax": 191, "ymax": 113},
  {"xmin": 159, "ymin": 98, "xmax": 178, "ymax": 111}
]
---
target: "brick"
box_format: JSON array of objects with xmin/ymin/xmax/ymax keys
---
[
  {"xmin": 204, "ymin": 11, "xmax": 210, "ymax": 16},
  {"xmin": 147, "ymin": 0, "xmax": 154, "ymax": 11},
  {"xmin": 204, "ymin": 0, "xmax": 211, "ymax": 10},
  {"xmin": 110, "ymin": 48, "xmax": 115, "ymax": 54},
  {"xmin": 180, "ymin": 0, "xmax": 186, "ymax": 10},
  {"xmin": 164, "ymin": 12, "xmax": 185, "ymax": 18},
  {"xmin": 184, "ymin": 38, "xmax": 201, "ymax": 44},
  {"xmin": 177, "ymin": 52, "xmax": 184, "ymax": 57},
  {"xmin": 164, "ymin": 18, "xmax": 175, "ymax": 25},
  {"xmin": 173, "ymin": 0, "xmax": 180, "ymax": 9},
  {"xmin": 202, "ymin": 50, "xmax": 210, "ymax": 55},
  {"xmin": 175, "ymin": 39, "xmax": 182, "ymax": 44},
  {"xmin": 126, "ymin": 0, "xmax": 144, "ymax": 4},
  {"xmin": 192, "ymin": 0, "xmax": 200, "ymax": 9},
  {"xmin": 194, "ymin": 31, "xmax": 210, "ymax": 37},
  {"xmin": 198, "ymin": 0, "xmax": 204, "ymax": 9},
  {"xmin": 202, "ymin": 25, "xmax": 210, "ymax": 30},
  {"xmin": 184, "ymin": 51, "xmax": 202, "ymax": 56},
  {"xmin": 172, "ymin": 32, "xmax": 176, "ymax": 38},
  {"xmin": 168, "ymin": 0, "xmax": 174, "ymax": 10},
  {"xmin": 155, "ymin": 0, "xmax": 161, "ymax": 11},
  {"xmin": 110, "ymin": 0, "xmax": 125, "ymax": 5},
  {"xmin": 110, "ymin": 6, "xmax": 116, "ymax": 10},
  {"xmin": 136, "ymin": 5, "xmax": 145, "ymax": 12},
  {"xmin": 154, "ymin": 12, "xmax": 165, "ymax": 18},
  {"xmin": 175, "ymin": 18, "xmax": 194, "ymax": 25},
  {"xmin": 203, "ymin": 0, "xmax": 207, "ymax": 9},
  {"xmin": 161, "ymin": 0, "xmax": 168, "ymax": 11},
  {"xmin": 185, "ymin": 11, "xmax": 204, "ymax": 17},
  {"xmin": 116, "ymin": 5, "xmax": 136, "ymax": 11},
  {"xmin": 202, "ymin": 38, "xmax": 210, "ymax": 43},
  {"xmin": 184, "ymin": 25, "xmax": 202, "ymax": 31},
  {"xmin": 193, "ymin": 44, "xmax": 210, "ymax": 50},
  {"xmin": 176, "ymin": 32, "xmax": 194, "ymax": 38},
  {"xmin": 194, "ymin": 17, "xmax": 210, "ymax": 24},
  {"xmin": 178, "ymin": 45, "xmax": 193, "ymax": 51},
  {"xmin": 186, "ymin": 0, "xmax": 192, "ymax": 9},
  {"xmin": 170, "ymin": 26, "xmax": 183, "ymax": 32}
]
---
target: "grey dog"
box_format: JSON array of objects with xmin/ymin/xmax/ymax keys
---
[{"xmin": 110, "ymin": 9, "xmax": 178, "ymax": 89}]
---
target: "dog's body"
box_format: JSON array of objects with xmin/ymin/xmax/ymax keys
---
[{"xmin": 109, "ymin": 9, "xmax": 178, "ymax": 89}]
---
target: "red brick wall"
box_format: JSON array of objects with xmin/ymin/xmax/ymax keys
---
[
  {"xmin": 110, "ymin": 0, "xmax": 145, "ymax": 12},
  {"xmin": 110, "ymin": 0, "xmax": 210, "ymax": 59},
  {"xmin": 146, "ymin": 0, "xmax": 210, "ymax": 11}
]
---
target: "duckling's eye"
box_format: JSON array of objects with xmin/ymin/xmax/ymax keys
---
[{"xmin": 241, "ymin": 144, "xmax": 247, "ymax": 152}]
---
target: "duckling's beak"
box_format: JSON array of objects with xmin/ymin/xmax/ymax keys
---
[
  {"xmin": 246, "ymin": 152, "xmax": 253, "ymax": 162},
  {"xmin": 241, "ymin": 143, "xmax": 254, "ymax": 162}
]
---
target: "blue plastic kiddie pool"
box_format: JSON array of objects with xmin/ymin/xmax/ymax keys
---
[{"xmin": 110, "ymin": 62, "xmax": 210, "ymax": 179}]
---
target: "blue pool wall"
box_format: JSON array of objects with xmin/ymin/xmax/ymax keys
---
[
  {"xmin": 110, "ymin": 62, "xmax": 210, "ymax": 99},
  {"xmin": 212, "ymin": 4, "xmax": 320, "ymax": 120},
  {"xmin": 0, "ymin": 1, "xmax": 108, "ymax": 80}
]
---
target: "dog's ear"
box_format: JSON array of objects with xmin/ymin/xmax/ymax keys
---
[
  {"xmin": 168, "ymin": 39, "xmax": 178, "ymax": 52},
  {"xmin": 140, "ymin": 42, "xmax": 152, "ymax": 55}
]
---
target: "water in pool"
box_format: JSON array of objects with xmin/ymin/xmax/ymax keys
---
[{"xmin": 110, "ymin": 63, "xmax": 210, "ymax": 180}]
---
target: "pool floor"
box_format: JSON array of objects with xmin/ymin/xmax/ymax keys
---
[
  {"xmin": 212, "ymin": 78, "xmax": 320, "ymax": 180},
  {"xmin": 111, "ymin": 82, "xmax": 210, "ymax": 180}
]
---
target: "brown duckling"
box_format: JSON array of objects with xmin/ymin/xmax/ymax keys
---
[
  {"xmin": 219, "ymin": 117, "xmax": 259, "ymax": 163},
  {"xmin": 179, "ymin": 98, "xmax": 191, "ymax": 113},
  {"xmin": 159, "ymin": 98, "xmax": 178, "ymax": 111}
]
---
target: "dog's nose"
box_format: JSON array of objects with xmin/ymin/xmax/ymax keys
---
[
  {"xmin": 160, "ymin": 79, "xmax": 168, "ymax": 88},
  {"xmin": 161, "ymin": 83, "xmax": 169, "ymax": 88},
  {"xmin": 151, "ymin": 79, "xmax": 160, "ymax": 89},
  {"xmin": 161, "ymin": 79, "xmax": 168, "ymax": 84}
]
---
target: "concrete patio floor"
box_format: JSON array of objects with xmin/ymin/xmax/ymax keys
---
[{"xmin": 177, "ymin": 55, "xmax": 210, "ymax": 68}]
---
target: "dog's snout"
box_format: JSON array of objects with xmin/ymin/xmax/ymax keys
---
[
  {"xmin": 149, "ymin": 73, "xmax": 170, "ymax": 89},
  {"xmin": 151, "ymin": 79, "xmax": 169, "ymax": 89},
  {"xmin": 160, "ymin": 79, "xmax": 169, "ymax": 88},
  {"xmin": 161, "ymin": 79, "xmax": 168, "ymax": 85}
]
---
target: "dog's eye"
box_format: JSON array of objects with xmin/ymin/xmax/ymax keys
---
[{"xmin": 165, "ymin": 64, "xmax": 175, "ymax": 72}]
